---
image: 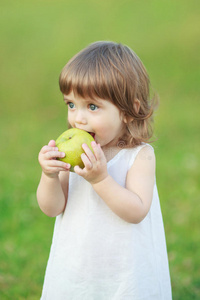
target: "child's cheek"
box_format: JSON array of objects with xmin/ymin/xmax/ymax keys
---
[{"xmin": 67, "ymin": 115, "xmax": 74, "ymax": 128}]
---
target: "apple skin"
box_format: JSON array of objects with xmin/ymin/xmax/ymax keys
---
[{"xmin": 55, "ymin": 128, "xmax": 94, "ymax": 172}]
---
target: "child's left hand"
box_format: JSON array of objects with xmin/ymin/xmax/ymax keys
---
[{"xmin": 74, "ymin": 141, "xmax": 108, "ymax": 184}]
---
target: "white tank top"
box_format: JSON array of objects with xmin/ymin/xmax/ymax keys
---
[{"xmin": 41, "ymin": 145, "xmax": 172, "ymax": 300}]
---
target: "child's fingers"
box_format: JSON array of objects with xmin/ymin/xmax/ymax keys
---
[
  {"xmin": 82, "ymin": 143, "xmax": 97, "ymax": 164},
  {"xmin": 48, "ymin": 166, "xmax": 70, "ymax": 173},
  {"xmin": 43, "ymin": 160, "xmax": 71, "ymax": 176},
  {"xmin": 48, "ymin": 160, "xmax": 71, "ymax": 170},
  {"xmin": 81, "ymin": 153, "xmax": 93, "ymax": 170},
  {"xmin": 91, "ymin": 142, "xmax": 105, "ymax": 162},
  {"xmin": 47, "ymin": 151, "xmax": 65, "ymax": 160},
  {"xmin": 48, "ymin": 140, "xmax": 56, "ymax": 147},
  {"xmin": 74, "ymin": 165, "xmax": 85, "ymax": 176},
  {"xmin": 40, "ymin": 145, "xmax": 59, "ymax": 154}
]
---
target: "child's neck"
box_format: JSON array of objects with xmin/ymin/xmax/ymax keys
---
[{"xmin": 102, "ymin": 145, "xmax": 123, "ymax": 162}]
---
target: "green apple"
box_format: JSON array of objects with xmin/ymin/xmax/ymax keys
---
[{"xmin": 56, "ymin": 128, "xmax": 95, "ymax": 172}]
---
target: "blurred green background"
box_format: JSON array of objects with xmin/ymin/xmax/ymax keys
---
[{"xmin": 0, "ymin": 0, "xmax": 199, "ymax": 299}]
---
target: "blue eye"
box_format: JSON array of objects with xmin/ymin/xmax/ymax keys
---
[
  {"xmin": 89, "ymin": 104, "xmax": 98, "ymax": 111},
  {"xmin": 68, "ymin": 102, "xmax": 75, "ymax": 109}
]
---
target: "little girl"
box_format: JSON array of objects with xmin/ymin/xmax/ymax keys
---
[{"xmin": 37, "ymin": 41, "xmax": 172, "ymax": 300}]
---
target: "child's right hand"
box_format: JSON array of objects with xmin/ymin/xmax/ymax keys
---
[{"xmin": 38, "ymin": 140, "xmax": 71, "ymax": 178}]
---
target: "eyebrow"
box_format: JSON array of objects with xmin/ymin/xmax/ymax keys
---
[
  {"xmin": 63, "ymin": 96, "xmax": 104, "ymax": 105},
  {"xmin": 63, "ymin": 96, "xmax": 72, "ymax": 102}
]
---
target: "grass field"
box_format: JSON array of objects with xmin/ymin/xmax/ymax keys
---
[{"xmin": 0, "ymin": 0, "xmax": 200, "ymax": 299}]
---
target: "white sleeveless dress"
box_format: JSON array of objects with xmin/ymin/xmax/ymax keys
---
[{"xmin": 41, "ymin": 145, "xmax": 172, "ymax": 300}]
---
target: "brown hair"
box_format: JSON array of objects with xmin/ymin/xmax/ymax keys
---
[{"xmin": 59, "ymin": 41, "xmax": 157, "ymax": 147}]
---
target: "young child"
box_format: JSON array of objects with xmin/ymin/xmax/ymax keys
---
[{"xmin": 37, "ymin": 41, "xmax": 172, "ymax": 299}]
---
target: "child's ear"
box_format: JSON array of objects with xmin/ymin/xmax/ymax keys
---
[
  {"xmin": 123, "ymin": 115, "xmax": 133, "ymax": 124},
  {"xmin": 134, "ymin": 98, "xmax": 140, "ymax": 114},
  {"xmin": 123, "ymin": 99, "xmax": 140, "ymax": 123}
]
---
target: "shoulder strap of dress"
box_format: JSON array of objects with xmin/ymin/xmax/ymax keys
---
[{"xmin": 127, "ymin": 143, "xmax": 154, "ymax": 170}]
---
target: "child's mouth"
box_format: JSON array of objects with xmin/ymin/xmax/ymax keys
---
[{"xmin": 89, "ymin": 132, "xmax": 95, "ymax": 140}]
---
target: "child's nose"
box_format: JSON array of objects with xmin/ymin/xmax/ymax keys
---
[{"xmin": 75, "ymin": 110, "xmax": 87, "ymax": 125}]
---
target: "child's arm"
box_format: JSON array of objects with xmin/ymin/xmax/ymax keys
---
[
  {"xmin": 74, "ymin": 142, "xmax": 155, "ymax": 224},
  {"xmin": 37, "ymin": 140, "xmax": 71, "ymax": 217}
]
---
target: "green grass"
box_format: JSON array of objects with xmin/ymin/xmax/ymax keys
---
[{"xmin": 0, "ymin": 0, "xmax": 200, "ymax": 298}]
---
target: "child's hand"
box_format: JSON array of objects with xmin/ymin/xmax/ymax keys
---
[
  {"xmin": 74, "ymin": 141, "xmax": 108, "ymax": 184},
  {"xmin": 38, "ymin": 140, "xmax": 71, "ymax": 178}
]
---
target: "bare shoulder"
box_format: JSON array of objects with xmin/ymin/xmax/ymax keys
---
[
  {"xmin": 126, "ymin": 145, "xmax": 156, "ymax": 191},
  {"xmin": 134, "ymin": 145, "xmax": 155, "ymax": 167},
  {"xmin": 126, "ymin": 145, "xmax": 156, "ymax": 215}
]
